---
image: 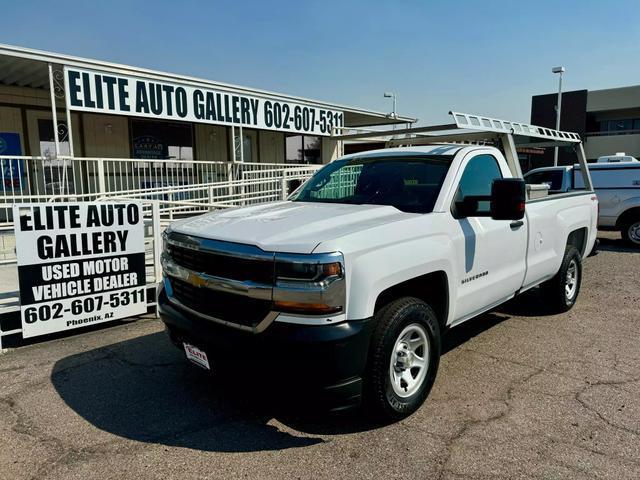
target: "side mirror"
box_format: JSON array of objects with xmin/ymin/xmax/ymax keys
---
[
  {"xmin": 454, "ymin": 196, "xmax": 483, "ymax": 218},
  {"xmin": 491, "ymin": 178, "xmax": 526, "ymax": 220}
]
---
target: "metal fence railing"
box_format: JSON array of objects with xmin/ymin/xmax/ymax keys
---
[{"xmin": 1, "ymin": 155, "xmax": 322, "ymax": 224}]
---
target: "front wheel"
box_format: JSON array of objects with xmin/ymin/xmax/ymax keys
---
[
  {"xmin": 364, "ymin": 297, "xmax": 441, "ymax": 421},
  {"xmin": 622, "ymin": 218, "xmax": 640, "ymax": 248},
  {"xmin": 540, "ymin": 246, "xmax": 582, "ymax": 313}
]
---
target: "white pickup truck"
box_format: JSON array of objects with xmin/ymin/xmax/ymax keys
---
[{"xmin": 159, "ymin": 113, "xmax": 598, "ymax": 420}]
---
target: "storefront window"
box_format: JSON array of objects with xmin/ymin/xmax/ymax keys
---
[
  {"xmin": 286, "ymin": 135, "xmax": 303, "ymax": 163},
  {"xmin": 130, "ymin": 120, "xmax": 193, "ymax": 160},
  {"xmin": 597, "ymin": 118, "xmax": 640, "ymax": 134},
  {"xmin": 37, "ymin": 119, "xmax": 73, "ymax": 194},
  {"xmin": 610, "ymin": 119, "xmax": 633, "ymax": 132},
  {"xmin": 233, "ymin": 132, "xmax": 253, "ymax": 162},
  {"xmin": 285, "ymin": 134, "xmax": 321, "ymax": 164},
  {"xmin": 130, "ymin": 119, "xmax": 195, "ymax": 194},
  {"xmin": 38, "ymin": 119, "xmax": 70, "ymax": 157},
  {"xmin": 303, "ymin": 136, "xmax": 321, "ymax": 164}
]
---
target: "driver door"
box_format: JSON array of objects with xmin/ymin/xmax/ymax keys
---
[{"xmin": 449, "ymin": 153, "xmax": 528, "ymax": 323}]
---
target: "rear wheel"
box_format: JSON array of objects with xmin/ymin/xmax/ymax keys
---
[
  {"xmin": 622, "ymin": 218, "xmax": 640, "ymax": 248},
  {"xmin": 540, "ymin": 246, "xmax": 582, "ymax": 313},
  {"xmin": 365, "ymin": 297, "xmax": 441, "ymax": 421}
]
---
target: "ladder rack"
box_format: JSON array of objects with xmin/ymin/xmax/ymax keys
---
[{"xmin": 332, "ymin": 111, "xmax": 593, "ymax": 191}]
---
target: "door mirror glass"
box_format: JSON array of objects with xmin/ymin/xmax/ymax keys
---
[
  {"xmin": 452, "ymin": 154, "xmax": 503, "ymax": 219},
  {"xmin": 491, "ymin": 178, "xmax": 526, "ymax": 220}
]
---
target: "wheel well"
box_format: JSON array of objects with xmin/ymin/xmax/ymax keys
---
[
  {"xmin": 567, "ymin": 228, "xmax": 587, "ymax": 256},
  {"xmin": 374, "ymin": 271, "xmax": 449, "ymax": 328},
  {"xmin": 616, "ymin": 207, "xmax": 640, "ymax": 229}
]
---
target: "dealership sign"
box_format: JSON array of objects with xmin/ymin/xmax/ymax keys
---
[
  {"xmin": 64, "ymin": 67, "xmax": 343, "ymax": 136},
  {"xmin": 13, "ymin": 202, "xmax": 146, "ymax": 338}
]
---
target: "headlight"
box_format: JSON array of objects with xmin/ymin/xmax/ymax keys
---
[
  {"xmin": 275, "ymin": 260, "xmax": 342, "ymax": 283},
  {"xmin": 273, "ymin": 252, "xmax": 345, "ymax": 315}
]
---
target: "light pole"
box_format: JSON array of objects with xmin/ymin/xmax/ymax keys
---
[
  {"xmin": 552, "ymin": 66, "xmax": 565, "ymax": 166},
  {"xmin": 383, "ymin": 92, "xmax": 397, "ymax": 119}
]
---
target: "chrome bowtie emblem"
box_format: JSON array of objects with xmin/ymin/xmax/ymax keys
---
[{"xmin": 187, "ymin": 273, "xmax": 207, "ymax": 288}]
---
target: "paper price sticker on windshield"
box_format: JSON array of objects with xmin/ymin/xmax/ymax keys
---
[{"xmin": 13, "ymin": 202, "xmax": 147, "ymax": 338}]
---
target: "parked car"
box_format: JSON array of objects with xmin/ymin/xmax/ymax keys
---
[
  {"xmin": 159, "ymin": 116, "xmax": 597, "ymax": 420},
  {"xmin": 525, "ymin": 162, "xmax": 640, "ymax": 247}
]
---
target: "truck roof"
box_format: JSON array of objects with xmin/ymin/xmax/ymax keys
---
[{"xmin": 338, "ymin": 144, "xmax": 467, "ymax": 162}]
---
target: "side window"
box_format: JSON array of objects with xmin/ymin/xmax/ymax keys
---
[
  {"xmin": 526, "ymin": 171, "xmax": 564, "ymax": 192},
  {"xmin": 453, "ymin": 154, "xmax": 503, "ymax": 215}
]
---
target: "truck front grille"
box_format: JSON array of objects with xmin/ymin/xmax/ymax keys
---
[
  {"xmin": 170, "ymin": 278, "xmax": 272, "ymax": 328},
  {"xmin": 167, "ymin": 243, "xmax": 274, "ymax": 285}
]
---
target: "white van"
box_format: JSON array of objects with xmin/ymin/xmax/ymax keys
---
[{"xmin": 596, "ymin": 152, "xmax": 639, "ymax": 163}]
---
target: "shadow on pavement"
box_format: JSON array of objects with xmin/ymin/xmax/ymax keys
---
[
  {"xmin": 495, "ymin": 289, "xmax": 557, "ymax": 318},
  {"xmin": 51, "ymin": 330, "xmax": 352, "ymax": 452},
  {"xmin": 442, "ymin": 311, "xmax": 510, "ymax": 354},
  {"xmin": 597, "ymin": 235, "xmax": 638, "ymax": 253},
  {"xmin": 51, "ymin": 305, "xmax": 526, "ymax": 450}
]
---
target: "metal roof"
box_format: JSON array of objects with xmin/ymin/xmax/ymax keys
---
[
  {"xmin": 0, "ymin": 43, "xmax": 416, "ymax": 127},
  {"xmin": 0, "ymin": 54, "xmax": 49, "ymax": 88}
]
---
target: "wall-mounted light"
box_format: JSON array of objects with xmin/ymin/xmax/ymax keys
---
[{"xmin": 105, "ymin": 123, "xmax": 113, "ymax": 134}]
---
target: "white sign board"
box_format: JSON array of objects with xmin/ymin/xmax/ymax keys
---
[
  {"xmin": 64, "ymin": 66, "xmax": 344, "ymax": 136},
  {"xmin": 13, "ymin": 202, "xmax": 146, "ymax": 338}
]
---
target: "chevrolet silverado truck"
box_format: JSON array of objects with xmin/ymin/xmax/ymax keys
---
[
  {"xmin": 525, "ymin": 162, "xmax": 640, "ymax": 247},
  {"xmin": 159, "ymin": 113, "xmax": 598, "ymax": 420}
]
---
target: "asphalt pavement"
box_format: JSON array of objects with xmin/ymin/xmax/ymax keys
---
[{"xmin": 0, "ymin": 232, "xmax": 638, "ymax": 480}]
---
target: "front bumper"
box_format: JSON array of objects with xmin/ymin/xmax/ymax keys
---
[{"xmin": 158, "ymin": 289, "xmax": 374, "ymax": 411}]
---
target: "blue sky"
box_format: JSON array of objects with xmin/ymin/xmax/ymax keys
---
[{"xmin": 2, "ymin": 0, "xmax": 638, "ymax": 124}]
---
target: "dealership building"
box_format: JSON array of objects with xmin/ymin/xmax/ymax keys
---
[
  {"xmin": 0, "ymin": 44, "xmax": 412, "ymax": 202},
  {"xmin": 531, "ymin": 85, "xmax": 640, "ymax": 167}
]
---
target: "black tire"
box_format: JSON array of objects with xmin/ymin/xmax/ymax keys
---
[
  {"xmin": 621, "ymin": 217, "xmax": 640, "ymax": 248},
  {"xmin": 364, "ymin": 297, "xmax": 441, "ymax": 421},
  {"xmin": 540, "ymin": 246, "xmax": 582, "ymax": 313}
]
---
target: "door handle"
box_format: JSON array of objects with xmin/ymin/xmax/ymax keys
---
[{"xmin": 510, "ymin": 220, "xmax": 524, "ymax": 229}]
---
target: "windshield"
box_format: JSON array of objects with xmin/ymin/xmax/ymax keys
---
[{"xmin": 290, "ymin": 155, "xmax": 452, "ymax": 213}]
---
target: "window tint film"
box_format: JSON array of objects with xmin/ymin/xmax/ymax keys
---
[
  {"xmin": 525, "ymin": 170, "xmax": 565, "ymax": 191},
  {"xmin": 291, "ymin": 155, "xmax": 452, "ymax": 213},
  {"xmin": 454, "ymin": 154, "xmax": 503, "ymax": 214}
]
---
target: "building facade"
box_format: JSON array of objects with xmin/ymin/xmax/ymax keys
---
[
  {"xmin": 0, "ymin": 43, "xmax": 418, "ymax": 266},
  {"xmin": 531, "ymin": 85, "xmax": 640, "ymax": 166},
  {"xmin": 0, "ymin": 44, "xmax": 413, "ymax": 203}
]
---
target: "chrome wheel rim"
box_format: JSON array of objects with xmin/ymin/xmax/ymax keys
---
[
  {"xmin": 389, "ymin": 323, "xmax": 430, "ymax": 398},
  {"xmin": 565, "ymin": 259, "xmax": 578, "ymax": 300},
  {"xmin": 629, "ymin": 222, "xmax": 640, "ymax": 244}
]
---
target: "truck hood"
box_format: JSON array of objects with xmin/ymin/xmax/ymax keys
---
[{"xmin": 170, "ymin": 201, "xmax": 415, "ymax": 253}]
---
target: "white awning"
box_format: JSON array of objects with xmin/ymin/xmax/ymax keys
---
[{"xmin": 0, "ymin": 43, "xmax": 415, "ymax": 128}]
